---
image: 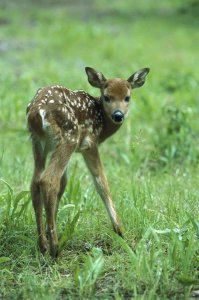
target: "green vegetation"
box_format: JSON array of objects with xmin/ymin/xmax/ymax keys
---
[{"xmin": 0, "ymin": 1, "xmax": 199, "ymax": 299}]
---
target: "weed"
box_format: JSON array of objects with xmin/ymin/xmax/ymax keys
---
[
  {"xmin": 148, "ymin": 105, "xmax": 199, "ymax": 170},
  {"xmin": 75, "ymin": 247, "xmax": 104, "ymax": 298},
  {"xmin": 0, "ymin": 0, "xmax": 199, "ymax": 299}
]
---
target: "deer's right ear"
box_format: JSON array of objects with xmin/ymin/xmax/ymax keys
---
[{"xmin": 85, "ymin": 67, "xmax": 107, "ymax": 88}]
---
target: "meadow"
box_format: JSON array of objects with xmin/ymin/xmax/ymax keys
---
[{"xmin": 0, "ymin": 0, "xmax": 199, "ymax": 299}]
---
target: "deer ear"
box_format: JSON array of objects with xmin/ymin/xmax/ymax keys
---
[
  {"xmin": 127, "ymin": 68, "xmax": 150, "ymax": 89},
  {"xmin": 85, "ymin": 67, "xmax": 107, "ymax": 88}
]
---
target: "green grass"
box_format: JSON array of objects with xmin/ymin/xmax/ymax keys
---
[{"xmin": 0, "ymin": 1, "xmax": 199, "ymax": 299}]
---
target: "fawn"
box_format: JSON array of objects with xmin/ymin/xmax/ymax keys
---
[{"xmin": 26, "ymin": 67, "xmax": 150, "ymax": 257}]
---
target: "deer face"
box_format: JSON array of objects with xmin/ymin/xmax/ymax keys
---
[
  {"xmin": 101, "ymin": 79, "xmax": 131, "ymax": 124},
  {"xmin": 85, "ymin": 66, "xmax": 150, "ymax": 125}
]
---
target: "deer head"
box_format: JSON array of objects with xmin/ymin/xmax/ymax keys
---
[{"xmin": 85, "ymin": 67, "xmax": 150, "ymax": 125}]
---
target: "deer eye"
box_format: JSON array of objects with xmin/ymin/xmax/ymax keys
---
[
  {"xmin": 124, "ymin": 96, "xmax": 130, "ymax": 102},
  {"xmin": 104, "ymin": 96, "xmax": 111, "ymax": 103}
]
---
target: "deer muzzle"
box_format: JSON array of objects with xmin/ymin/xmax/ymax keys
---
[{"xmin": 111, "ymin": 110, "xmax": 124, "ymax": 124}]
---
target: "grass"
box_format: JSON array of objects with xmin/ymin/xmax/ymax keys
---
[{"xmin": 0, "ymin": 0, "xmax": 199, "ymax": 299}]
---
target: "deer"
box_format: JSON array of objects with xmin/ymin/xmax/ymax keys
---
[{"xmin": 26, "ymin": 66, "xmax": 150, "ymax": 257}]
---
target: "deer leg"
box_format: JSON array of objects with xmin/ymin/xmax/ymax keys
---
[
  {"xmin": 83, "ymin": 147, "xmax": 123, "ymax": 237},
  {"xmin": 40, "ymin": 140, "xmax": 76, "ymax": 258},
  {"xmin": 31, "ymin": 137, "xmax": 48, "ymax": 254},
  {"xmin": 56, "ymin": 171, "xmax": 67, "ymax": 219}
]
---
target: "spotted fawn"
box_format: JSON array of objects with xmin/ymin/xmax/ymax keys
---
[{"xmin": 26, "ymin": 66, "xmax": 150, "ymax": 257}]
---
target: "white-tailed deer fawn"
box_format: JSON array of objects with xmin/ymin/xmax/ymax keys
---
[{"xmin": 26, "ymin": 67, "xmax": 150, "ymax": 257}]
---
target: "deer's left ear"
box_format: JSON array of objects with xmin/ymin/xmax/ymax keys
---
[
  {"xmin": 127, "ymin": 68, "xmax": 150, "ymax": 89},
  {"xmin": 85, "ymin": 67, "xmax": 107, "ymax": 88}
]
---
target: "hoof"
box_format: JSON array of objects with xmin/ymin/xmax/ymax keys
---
[
  {"xmin": 49, "ymin": 243, "xmax": 59, "ymax": 258},
  {"xmin": 114, "ymin": 225, "xmax": 124, "ymax": 238},
  {"xmin": 38, "ymin": 236, "xmax": 48, "ymax": 254}
]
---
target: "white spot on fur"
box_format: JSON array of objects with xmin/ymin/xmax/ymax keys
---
[
  {"xmin": 79, "ymin": 135, "xmax": 92, "ymax": 151},
  {"xmin": 39, "ymin": 109, "xmax": 49, "ymax": 130}
]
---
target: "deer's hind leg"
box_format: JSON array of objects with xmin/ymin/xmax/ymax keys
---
[
  {"xmin": 40, "ymin": 131, "xmax": 77, "ymax": 258},
  {"xmin": 31, "ymin": 136, "xmax": 48, "ymax": 254},
  {"xmin": 56, "ymin": 171, "xmax": 67, "ymax": 219}
]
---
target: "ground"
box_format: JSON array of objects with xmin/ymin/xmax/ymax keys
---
[{"xmin": 0, "ymin": 1, "xmax": 199, "ymax": 299}]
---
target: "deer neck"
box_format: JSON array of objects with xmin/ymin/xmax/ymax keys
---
[{"xmin": 98, "ymin": 97, "xmax": 122, "ymax": 144}]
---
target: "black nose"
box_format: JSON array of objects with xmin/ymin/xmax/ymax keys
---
[{"xmin": 112, "ymin": 110, "xmax": 124, "ymax": 123}]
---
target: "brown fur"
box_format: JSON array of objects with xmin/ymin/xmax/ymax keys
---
[{"xmin": 27, "ymin": 67, "xmax": 150, "ymax": 257}]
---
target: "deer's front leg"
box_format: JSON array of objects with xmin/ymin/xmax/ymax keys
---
[{"xmin": 83, "ymin": 147, "xmax": 123, "ymax": 237}]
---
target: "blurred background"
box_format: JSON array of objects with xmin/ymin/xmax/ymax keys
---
[
  {"xmin": 0, "ymin": 2, "xmax": 199, "ymax": 298},
  {"xmin": 0, "ymin": 0, "xmax": 199, "ymax": 186}
]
